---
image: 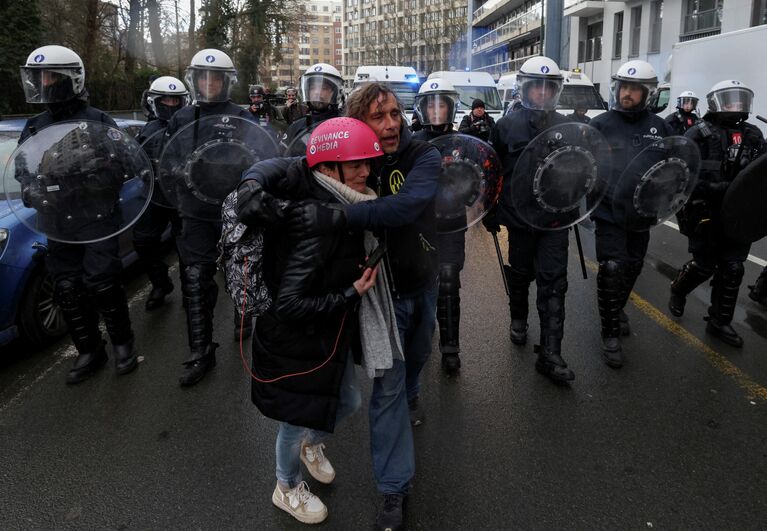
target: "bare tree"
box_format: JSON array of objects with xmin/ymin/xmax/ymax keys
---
[
  {"xmin": 146, "ymin": 0, "xmax": 167, "ymax": 68},
  {"xmin": 124, "ymin": 0, "xmax": 142, "ymax": 75}
]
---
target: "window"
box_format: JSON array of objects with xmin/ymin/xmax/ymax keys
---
[
  {"xmin": 578, "ymin": 20, "xmax": 603, "ymax": 62},
  {"xmin": 613, "ymin": 12, "xmax": 624, "ymax": 59},
  {"xmin": 629, "ymin": 6, "xmax": 642, "ymax": 56},
  {"xmin": 683, "ymin": 0, "xmax": 723, "ymax": 35},
  {"xmin": 755, "ymin": 0, "xmax": 767, "ymax": 25},
  {"xmin": 648, "ymin": 1, "xmax": 663, "ymax": 52}
]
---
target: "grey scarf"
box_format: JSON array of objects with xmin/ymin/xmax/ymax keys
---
[{"xmin": 313, "ymin": 170, "xmax": 404, "ymax": 378}]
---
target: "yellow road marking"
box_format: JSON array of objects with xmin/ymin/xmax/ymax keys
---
[{"xmin": 583, "ymin": 258, "xmax": 767, "ymax": 402}]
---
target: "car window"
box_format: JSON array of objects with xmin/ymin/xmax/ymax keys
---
[
  {"xmin": 1, "ymin": 132, "xmax": 23, "ymax": 196},
  {"xmin": 454, "ymin": 86, "xmax": 502, "ymax": 111},
  {"xmin": 557, "ymin": 85, "xmax": 605, "ymax": 110}
]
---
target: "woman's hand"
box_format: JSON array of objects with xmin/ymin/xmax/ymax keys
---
[{"xmin": 353, "ymin": 266, "xmax": 379, "ymax": 296}]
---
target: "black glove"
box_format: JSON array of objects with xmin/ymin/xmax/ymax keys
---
[
  {"xmin": 286, "ymin": 200, "xmax": 346, "ymax": 238},
  {"xmin": 236, "ymin": 179, "xmax": 284, "ymax": 226},
  {"xmin": 482, "ymin": 208, "xmax": 500, "ymax": 233}
]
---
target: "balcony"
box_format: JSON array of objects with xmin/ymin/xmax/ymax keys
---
[
  {"xmin": 563, "ymin": 0, "xmax": 605, "ymax": 18},
  {"xmin": 474, "ymin": 54, "xmax": 537, "ymax": 77},
  {"xmin": 472, "ymin": 6, "xmax": 543, "ymax": 54},
  {"xmin": 473, "ymin": 0, "xmax": 525, "ymax": 27}
]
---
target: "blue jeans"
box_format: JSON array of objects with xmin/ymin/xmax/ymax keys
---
[
  {"xmin": 275, "ymin": 350, "xmax": 361, "ymax": 488},
  {"xmin": 369, "ymin": 281, "xmax": 438, "ymax": 495}
]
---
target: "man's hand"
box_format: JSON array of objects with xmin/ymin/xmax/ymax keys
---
[
  {"xmin": 286, "ymin": 201, "xmax": 346, "ymax": 238},
  {"xmin": 236, "ymin": 179, "xmax": 282, "ymax": 226}
]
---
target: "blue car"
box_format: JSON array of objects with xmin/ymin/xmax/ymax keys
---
[{"xmin": 0, "ymin": 117, "xmax": 147, "ymax": 348}]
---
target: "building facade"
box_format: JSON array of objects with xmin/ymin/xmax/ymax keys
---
[
  {"xmin": 264, "ymin": 0, "xmax": 343, "ymax": 89},
  {"xmin": 565, "ymin": 0, "xmax": 767, "ymax": 99},
  {"xmin": 342, "ymin": 0, "xmax": 469, "ymax": 84}
]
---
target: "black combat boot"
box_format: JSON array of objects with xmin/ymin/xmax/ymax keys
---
[
  {"xmin": 438, "ymin": 263, "xmax": 461, "ymax": 374},
  {"xmin": 93, "ymin": 281, "xmax": 138, "ymax": 375},
  {"xmin": 55, "ymin": 278, "xmax": 108, "ymax": 384},
  {"xmin": 179, "ymin": 263, "xmax": 219, "ymax": 386},
  {"xmin": 505, "ymin": 265, "xmax": 531, "ymax": 345},
  {"xmin": 135, "ymin": 242, "xmax": 174, "ymax": 311},
  {"xmin": 598, "ymin": 260, "xmax": 624, "ymax": 368},
  {"xmin": 534, "ymin": 281, "xmax": 574, "ymax": 383},
  {"xmin": 234, "ymin": 308, "xmax": 254, "ymax": 342},
  {"xmin": 705, "ymin": 263, "xmax": 745, "ymax": 348},
  {"xmin": 669, "ymin": 260, "xmax": 713, "ymax": 317},
  {"xmin": 748, "ymin": 267, "xmax": 767, "ymax": 307}
]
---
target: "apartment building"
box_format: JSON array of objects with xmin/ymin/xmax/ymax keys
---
[
  {"xmin": 565, "ymin": 0, "xmax": 767, "ymax": 99},
  {"xmin": 264, "ymin": 0, "xmax": 343, "ymax": 89},
  {"xmin": 471, "ymin": 0, "xmax": 544, "ymax": 78},
  {"xmin": 342, "ymin": 0, "xmax": 469, "ymax": 84}
]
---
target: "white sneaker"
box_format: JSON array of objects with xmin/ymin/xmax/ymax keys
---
[
  {"xmin": 271, "ymin": 481, "xmax": 328, "ymax": 524},
  {"xmin": 300, "ymin": 441, "xmax": 336, "ymax": 484}
]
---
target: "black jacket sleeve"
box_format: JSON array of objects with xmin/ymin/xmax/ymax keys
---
[{"xmin": 458, "ymin": 115, "xmax": 473, "ymax": 134}]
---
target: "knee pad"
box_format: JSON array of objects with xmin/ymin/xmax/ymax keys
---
[
  {"xmin": 599, "ymin": 259, "xmax": 623, "ymax": 277},
  {"xmin": 54, "ymin": 277, "xmax": 86, "ymax": 308},
  {"xmin": 438, "ymin": 263, "xmax": 461, "ymax": 295},
  {"xmin": 721, "ymin": 261, "xmax": 745, "ymax": 281}
]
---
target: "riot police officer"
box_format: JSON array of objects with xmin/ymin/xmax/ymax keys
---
[
  {"xmin": 485, "ymin": 56, "xmax": 575, "ymax": 384},
  {"xmin": 281, "ymin": 63, "xmax": 343, "ymax": 151},
  {"xmin": 18, "ymin": 45, "xmax": 138, "ymax": 384},
  {"xmin": 248, "ymin": 84, "xmax": 277, "ymax": 126},
  {"xmin": 749, "ymin": 266, "xmax": 767, "ymax": 306},
  {"xmin": 412, "ymin": 78, "xmax": 463, "ymax": 374},
  {"xmin": 589, "ymin": 60, "xmax": 673, "ymax": 368},
  {"xmin": 133, "ymin": 76, "xmax": 189, "ymax": 311},
  {"xmin": 166, "ymin": 48, "xmax": 254, "ymax": 386},
  {"xmin": 669, "ymin": 80, "xmax": 766, "ymax": 347},
  {"xmin": 665, "ymin": 90, "xmax": 700, "ymax": 135}
]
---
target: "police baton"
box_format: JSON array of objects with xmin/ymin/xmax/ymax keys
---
[
  {"xmin": 756, "ymin": 115, "xmax": 767, "ymax": 124},
  {"xmin": 491, "ymin": 230, "xmax": 510, "ymax": 297},
  {"xmin": 573, "ymin": 225, "xmax": 588, "ymax": 280}
]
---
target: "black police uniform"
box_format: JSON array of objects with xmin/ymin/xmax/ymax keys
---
[
  {"xmin": 750, "ymin": 265, "xmax": 767, "ymax": 306},
  {"xmin": 487, "ymin": 107, "xmax": 575, "ymax": 382},
  {"xmin": 132, "ymin": 117, "xmax": 181, "ymax": 310},
  {"xmin": 18, "ymin": 97, "xmax": 137, "ymax": 382},
  {"xmin": 281, "ymin": 107, "xmax": 340, "ymax": 150},
  {"xmin": 589, "ymin": 107, "xmax": 672, "ymax": 366},
  {"xmin": 413, "ymin": 125, "xmax": 465, "ymax": 371},
  {"xmin": 568, "ymin": 112, "xmax": 591, "ymax": 124},
  {"xmin": 163, "ymin": 100, "xmax": 253, "ymax": 384},
  {"xmin": 665, "ymin": 109, "xmax": 699, "ymax": 136},
  {"xmin": 669, "ymin": 114, "xmax": 766, "ymax": 346}
]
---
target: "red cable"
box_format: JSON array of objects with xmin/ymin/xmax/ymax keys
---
[{"xmin": 238, "ymin": 255, "xmax": 347, "ymax": 383}]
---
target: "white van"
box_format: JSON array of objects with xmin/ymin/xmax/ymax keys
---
[
  {"xmin": 425, "ymin": 71, "xmax": 503, "ymax": 129},
  {"xmin": 497, "ymin": 69, "xmax": 607, "ymax": 119},
  {"xmin": 353, "ymin": 66, "xmax": 421, "ymax": 111}
]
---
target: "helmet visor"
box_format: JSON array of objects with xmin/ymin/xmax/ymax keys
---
[
  {"xmin": 518, "ymin": 75, "xmax": 563, "ymax": 111},
  {"xmin": 148, "ymin": 94, "xmax": 187, "ymax": 121},
  {"xmin": 20, "ymin": 67, "xmax": 80, "ymax": 103},
  {"xmin": 610, "ymin": 79, "xmax": 657, "ymax": 111},
  {"xmin": 185, "ymin": 68, "xmax": 236, "ymax": 103},
  {"xmin": 414, "ymin": 93, "xmax": 458, "ymax": 126},
  {"xmin": 708, "ymin": 88, "xmax": 753, "ymax": 114},
  {"xmin": 677, "ymin": 97, "xmax": 698, "ymax": 110},
  {"xmin": 300, "ymin": 74, "xmax": 342, "ymax": 108}
]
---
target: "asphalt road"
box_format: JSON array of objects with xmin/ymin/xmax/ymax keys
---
[{"xmin": 1, "ymin": 222, "xmax": 766, "ymax": 530}]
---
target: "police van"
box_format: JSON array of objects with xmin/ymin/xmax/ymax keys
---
[
  {"xmin": 498, "ymin": 69, "xmax": 607, "ymax": 119},
  {"xmin": 426, "ymin": 70, "xmax": 503, "ymax": 129},
  {"xmin": 352, "ymin": 66, "xmax": 421, "ymax": 111}
]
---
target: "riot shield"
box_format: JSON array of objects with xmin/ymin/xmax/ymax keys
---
[
  {"xmin": 139, "ymin": 128, "xmax": 173, "ymax": 209},
  {"xmin": 721, "ymin": 152, "xmax": 767, "ymax": 243},
  {"xmin": 511, "ymin": 122, "xmax": 610, "ymax": 230},
  {"xmin": 158, "ymin": 116, "xmax": 279, "ymax": 221},
  {"xmin": 283, "ymin": 131, "xmax": 311, "ymax": 157},
  {"xmin": 612, "ymin": 136, "xmax": 701, "ymax": 232},
  {"xmin": 2, "ymin": 120, "xmax": 153, "ymax": 244},
  {"xmin": 429, "ymin": 134, "xmax": 502, "ymax": 234}
]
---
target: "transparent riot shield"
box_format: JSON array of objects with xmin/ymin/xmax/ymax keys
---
[
  {"xmin": 612, "ymin": 136, "xmax": 701, "ymax": 232},
  {"xmin": 283, "ymin": 131, "xmax": 311, "ymax": 158},
  {"xmin": 721, "ymin": 153, "xmax": 767, "ymax": 244},
  {"xmin": 2, "ymin": 120, "xmax": 153, "ymax": 244},
  {"xmin": 138, "ymin": 127, "xmax": 174, "ymax": 209},
  {"xmin": 429, "ymin": 134, "xmax": 502, "ymax": 234},
  {"xmin": 511, "ymin": 122, "xmax": 610, "ymax": 231},
  {"xmin": 158, "ymin": 115, "xmax": 279, "ymax": 221}
]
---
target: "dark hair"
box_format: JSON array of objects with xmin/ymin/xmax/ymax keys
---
[{"xmin": 344, "ymin": 82, "xmax": 402, "ymax": 121}]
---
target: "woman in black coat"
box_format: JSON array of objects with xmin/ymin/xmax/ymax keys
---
[{"xmin": 242, "ymin": 117, "xmax": 384, "ymax": 524}]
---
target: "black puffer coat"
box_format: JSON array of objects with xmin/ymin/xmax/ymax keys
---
[{"xmin": 251, "ymin": 159, "xmax": 366, "ymax": 432}]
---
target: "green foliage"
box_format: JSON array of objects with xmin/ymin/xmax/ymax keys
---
[{"xmin": 0, "ymin": 0, "xmax": 43, "ymax": 115}]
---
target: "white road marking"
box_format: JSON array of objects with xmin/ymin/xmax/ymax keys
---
[{"xmin": 662, "ymin": 220, "xmax": 767, "ymax": 267}]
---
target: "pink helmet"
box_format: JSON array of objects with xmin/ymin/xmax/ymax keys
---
[{"xmin": 306, "ymin": 117, "xmax": 383, "ymax": 168}]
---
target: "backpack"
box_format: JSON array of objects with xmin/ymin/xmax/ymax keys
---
[{"xmin": 218, "ymin": 189, "xmax": 272, "ymax": 318}]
